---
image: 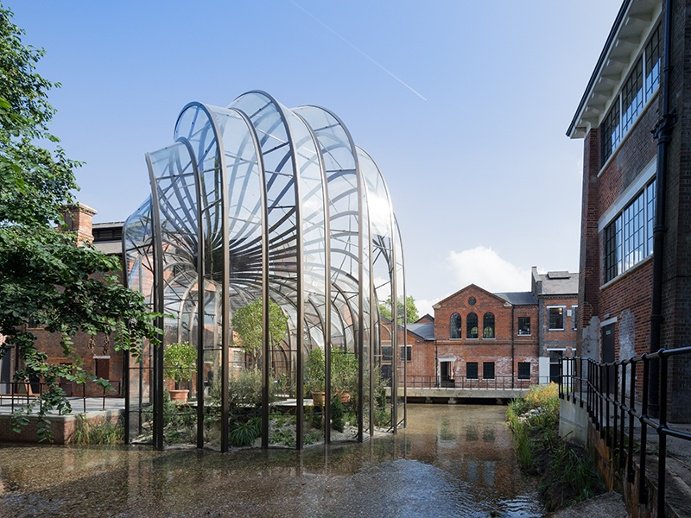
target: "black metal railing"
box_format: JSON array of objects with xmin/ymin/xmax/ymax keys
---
[
  {"xmin": 559, "ymin": 347, "xmax": 691, "ymax": 517},
  {"xmin": 0, "ymin": 379, "xmax": 122, "ymax": 413},
  {"xmin": 407, "ymin": 375, "xmax": 550, "ymax": 390}
]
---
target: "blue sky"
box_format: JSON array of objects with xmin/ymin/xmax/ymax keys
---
[{"xmin": 7, "ymin": 0, "xmax": 622, "ymax": 315}]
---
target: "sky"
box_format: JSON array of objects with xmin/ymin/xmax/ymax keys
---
[{"xmin": 7, "ymin": 0, "xmax": 622, "ymax": 316}]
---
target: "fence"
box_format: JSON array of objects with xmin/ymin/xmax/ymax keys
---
[
  {"xmin": 0, "ymin": 379, "xmax": 122, "ymax": 413},
  {"xmin": 559, "ymin": 347, "xmax": 691, "ymax": 517},
  {"xmin": 407, "ymin": 375, "xmax": 551, "ymax": 390}
]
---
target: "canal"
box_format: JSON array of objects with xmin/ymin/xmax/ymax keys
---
[{"xmin": 0, "ymin": 404, "xmax": 543, "ymax": 517}]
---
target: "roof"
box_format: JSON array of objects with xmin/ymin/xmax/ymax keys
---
[
  {"xmin": 92, "ymin": 221, "xmax": 124, "ymax": 229},
  {"xmin": 407, "ymin": 322, "xmax": 435, "ymax": 341},
  {"xmin": 567, "ymin": 0, "xmax": 660, "ymax": 138},
  {"xmin": 536, "ymin": 271, "xmax": 579, "ymax": 296},
  {"xmin": 495, "ymin": 292, "xmax": 537, "ymax": 305}
]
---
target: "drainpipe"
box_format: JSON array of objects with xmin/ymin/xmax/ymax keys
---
[
  {"xmin": 649, "ymin": 0, "xmax": 675, "ymax": 416},
  {"xmin": 511, "ymin": 305, "xmax": 515, "ymax": 389}
]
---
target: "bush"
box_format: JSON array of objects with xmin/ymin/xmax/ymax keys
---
[
  {"xmin": 507, "ymin": 382, "xmax": 604, "ymax": 511},
  {"xmin": 229, "ymin": 417, "xmax": 261, "ymax": 447},
  {"xmin": 71, "ymin": 414, "xmax": 124, "ymax": 445}
]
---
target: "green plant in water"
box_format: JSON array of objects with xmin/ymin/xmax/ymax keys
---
[{"xmin": 72, "ymin": 414, "xmax": 124, "ymax": 445}]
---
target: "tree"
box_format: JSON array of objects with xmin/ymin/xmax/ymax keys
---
[
  {"xmin": 0, "ymin": 4, "xmax": 159, "ymax": 439},
  {"xmin": 232, "ymin": 299, "xmax": 288, "ymax": 369},
  {"xmin": 378, "ymin": 295, "xmax": 419, "ymax": 323}
]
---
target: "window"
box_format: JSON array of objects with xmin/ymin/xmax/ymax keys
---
[
  {"xmin": 483, "ymin": 312, "xmax": 495, "ymax": 338},
  {"xmin": 517, "ymin": 317, "xmax": 531, "ymax": 336},
  {"xmin": 604, "ymin": 179, "xmax": 656, "ymax": 282},
  {"xmin": 483, "ymin": 362, "xmax": 495, "ymax": 380},
  {"xmin": 601, "ymin": 99, "xmax": 620, "ymax": 163},
  {"xmin": 382, "ymin": 345, "xmax": 411, "ymax": 361},
  {"xmin": 467, "ymin": 312, "xmax": 478, "ymax": 339},
  {"xmin": 466, "ymin": 362, "xmax": 478, "ymax": 379},
  {"xmin": 549, "ymin": 350, "xmax": 564, "ymax": 383},
  {"xmin": 548, "ymin": 307, "xmax": 564, "ymax": 330},
  {"xmin": 621, "ymin": 58, "xmax": 643, "ymax": 133},
  {"xmin": 601, "ymin": 23, "xmax": 661, "ymax": 165},
  {"xmin": 645, "ymin": 24, "xmax": 661, "ymax": 98},
  {"xmin": 517, "ymin": 362, "xmax": 531, "ymax": 380},
  {"xmin": 572, "ymin": 306, "xmax": 578, "ymax": 331},
  {"xmin": 449, "ymin": 313, "xmax": 461, "ymax": 339}
]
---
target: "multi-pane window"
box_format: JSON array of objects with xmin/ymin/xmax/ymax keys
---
[
  {"xmin": 467, "ymin": 312, "xmax": 478, "ymax": 339},
  {"xmin": 450, "ymin": 313, "xmax": 461, "ymax": 339},
  {"xmin": 602, "ymin": 101, "xmax": 620, "ymax": 163},
  {"xmin": 601, "ymin": 23, "xmax": 661, "ymax": 165},
  {"xmin": 517, "ymin": 362, "xmax": 531, "ymax": 380},
  {"xmin": 483, "ymin": 362, "xmax": 495, "ymax": 380},
  {"xmin": 518, "ymin": 317, "xmax": 531, "ymax": 336},
  {"xmin": 548, "ymin": 307, "xmax": 564, "ymax": 330},
  {"xmin": 621, "ymin": 58, "xmax": 643, "ymax": 133},
  {"xmin": 466, "ymin": 362, "xmax": 478, "ymax": 379},
  {"xmin": 483, "ymin": 312, "xmax": 495, "ymax": 338},
  {"xmin": 645, "ymin": 24, "xmax": 661, "ymax": 98},
  {"xmin": 604, "ymin": 179, "xmax": 656, "ymax": 282}
]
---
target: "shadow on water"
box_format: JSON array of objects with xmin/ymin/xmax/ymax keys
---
[{"xmin": 0, "ymin": 404, "xmax": 543, "ymax": 517}]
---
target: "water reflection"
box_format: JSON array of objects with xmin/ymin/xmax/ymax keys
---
[{"xmin": 0, "ymin": 404, "xmax": 543, "ymax": 517}]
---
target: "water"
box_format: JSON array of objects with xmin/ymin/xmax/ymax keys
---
[{"xmin": 0, "ymin": 404, "xmax": 544, "ymax": 517}]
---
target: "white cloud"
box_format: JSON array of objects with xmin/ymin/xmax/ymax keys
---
[{"xmin": 447, "ymin": 246, "xmax": 530, "ymax": 293}]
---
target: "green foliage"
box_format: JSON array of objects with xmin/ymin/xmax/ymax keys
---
[
  {"xmin": 331, "ymin": 347, "xmax": 357, "ymax": 395},
  {"xmin": 71, "ymin": 414, "xmax": 124, "ymax": 446},
  {"xmin": 163, "ymin": 342, "xmax": 196, "ymax": 386},
  {"xmin": 507, "ymin": 383, "xmax": 603, "ymax": 511},
  {"xmin": 0, "ymin": 4, "xmax": 159, "ymax": 438},
  {"xmin": 304, "ymin": 347, "xmax": 325, "ymax": 395},
  {"xmin": 209, "ymin": 369, "xmax": 273, "ymax": 409},
  {"xmin": 330, "ymin": 395, "xmax": 345, "ymax": 433},
  {"xmin": 229, "ymin": 417, "xmax": 261, "ymax": 447},
  {"xmin": 232, "ymin": 299, "xmax": 288, "ymax": 364},
  {"xmin": 378, "ymin": 295, "xmax": 419, "ymax": 323}
]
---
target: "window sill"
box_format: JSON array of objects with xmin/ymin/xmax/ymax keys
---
[
  {"xmin": 601, "ymin": 254, "xmax": 653, "ymax": 290},
  {"xmin": 548, "ymin": 328, "xmax": 565, "ymax": 332}
]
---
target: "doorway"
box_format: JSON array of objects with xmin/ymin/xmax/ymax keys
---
[
  {"xmin": 602, "ymin": 323, "xmax": 615, "ymax": 392},
  {"xmin": 440, "ymin": 361, "xmax": 454, "ymax": 387}
]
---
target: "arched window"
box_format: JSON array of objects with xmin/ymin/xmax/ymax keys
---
[
  {"xmin": 450, "ymin": 313, "xmax": 461, "ymax": 339},
  {"xmin": 483, "ymin": 312, "xmax": 495, "ymax": 338},
  {"xmin": 467, "ymin": 312, "xmax": 478, "ymax": 339}
]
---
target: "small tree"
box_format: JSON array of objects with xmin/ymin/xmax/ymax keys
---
[
  {"xmin": 0, "ymin": 4, "xmax": 159, "ymax": 440},
  {"xmin": 163, "ymin": 342, "xmax": 196, "ymax": 389},
  {"xmin": 232, "ymin": 299, "xmax": 288, "ymax": 369},
  {"xmin": 378, "ymin": 295, "xmax": 419, "ymax": 323}
]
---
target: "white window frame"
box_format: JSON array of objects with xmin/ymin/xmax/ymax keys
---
[{"xmin": 547, "ymin": 306, "xmax": 566, "ymax": 331}]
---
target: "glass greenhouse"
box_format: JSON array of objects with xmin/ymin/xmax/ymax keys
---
[{"xmin": 123, "ymin": 91, "xmax": 406, "ymax": 450}]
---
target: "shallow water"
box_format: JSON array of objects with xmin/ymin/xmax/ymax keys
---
[{"xmin": 0, "ymin": 404, "xmax": 543, "ymax": 517}]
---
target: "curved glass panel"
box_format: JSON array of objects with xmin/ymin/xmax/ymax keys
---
[{"xmin": 123, "ymin": 91, "xmax": 405, "ymax": 450}]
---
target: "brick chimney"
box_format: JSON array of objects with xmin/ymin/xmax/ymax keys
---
[{"xmin": 62, "ymin": 203, "xmax": 97, "ymax": 245}]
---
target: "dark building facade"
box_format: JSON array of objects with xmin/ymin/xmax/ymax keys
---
[{"xmin": 568, "ymin": 0, "xmax": 691, "ymax": 419}]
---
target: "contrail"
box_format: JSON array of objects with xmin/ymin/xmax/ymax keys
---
[{"xmin": 290, "ymin": 0, "xmax": 428, "ymax": 102}]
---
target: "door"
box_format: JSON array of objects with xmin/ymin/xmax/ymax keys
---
[
  {"xmin": 440, "ymin": 362, "xmax": 454, "ymax": 387},
  {"xmin": 602, "ymin": 323, "xmax": 615, "ymax": 392},
  {"xmin": 549, "ymin": 351, "xmax": 563, "ymax": 383}
]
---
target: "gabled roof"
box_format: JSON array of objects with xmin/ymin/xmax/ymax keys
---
[
  {"xmin": 536, "ymin": 271, "xmax": 579, "ymax": 296},
  {"xmin": 433, "ymin": 283, "xmax": 511, "ymax": 308}
]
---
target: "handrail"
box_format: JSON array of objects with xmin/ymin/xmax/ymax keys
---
[
  {"xmin": 559, "ymin": 346, "xmax": 691, "ymax": 517},
  {"xmin": 0, "ymin": 379, "xmax": 123, "ymax": 413},
  {"xmin": 406, "ymin": 375, "xmax": 551, "ymax": 390}
]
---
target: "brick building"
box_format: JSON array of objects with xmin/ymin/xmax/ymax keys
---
[
  {"xmin": 567, "ymin": 0, "xmax": 691, "ymax": 419},
  {"xmin": 0, "ymin": 204, "xmax": 126, "ymax": 397},
  {"xmin": 401, "ymin": 268, "xmax": 578, "ymax": 389}
]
